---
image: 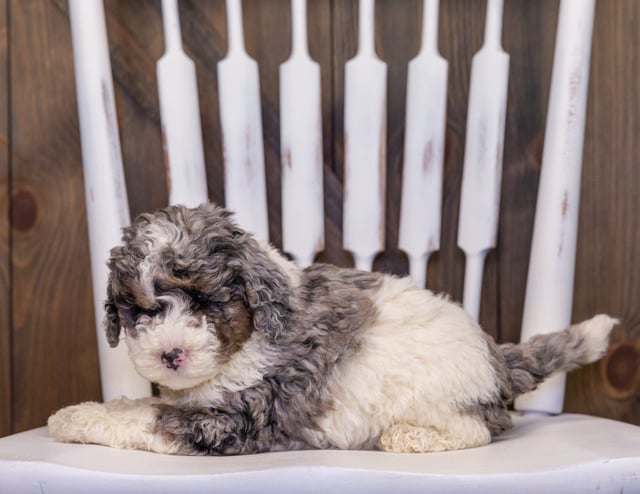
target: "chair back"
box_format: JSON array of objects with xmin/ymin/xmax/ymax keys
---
[{"xmin": 68, "ymin": 0, "xmax": 596, "ymax": 416}]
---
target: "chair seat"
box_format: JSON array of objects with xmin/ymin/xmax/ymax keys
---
[{"xmin": 1, "ymin": 413, "xmax": 639, "ymax": 493}]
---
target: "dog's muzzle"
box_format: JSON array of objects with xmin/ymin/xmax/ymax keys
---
[{"xmin": 161, "ymin": 347, "xmax": 185, "ymax": 370}]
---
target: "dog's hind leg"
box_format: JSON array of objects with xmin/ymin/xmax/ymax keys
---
[{"xmin": 377, "ymin": 415, "xmax": 491, "ymax": 453}]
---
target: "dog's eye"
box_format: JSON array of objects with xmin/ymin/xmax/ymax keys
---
[
  {"xmin": 137, "ymin": 303, "xmax": 165, "ymax": 318},
  {"xmin": 189, "ymin": 290, "xmax": 211, "ymax": 305},
  {"xmin": 172, "ymin": 268, "xmax": 190, "ymax": 280},
  {"xmin": 187, "ymin": 290, "xmax": 223, "ymax": 311}
]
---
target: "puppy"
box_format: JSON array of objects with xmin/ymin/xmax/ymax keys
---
[{"xmin": 48, "ymin": 203, "xmax": 617, "ymax": 455}]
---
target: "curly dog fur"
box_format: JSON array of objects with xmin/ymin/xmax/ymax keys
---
[{"xmin": 48, "ymin": 203, "xmax": 617, "ymax": 455}]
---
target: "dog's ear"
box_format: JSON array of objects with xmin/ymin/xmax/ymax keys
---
[
  {"xmin": 197, "ymin": 204, "xmax": 292, "ymax": 340},
  {"xmin": 104, "ymin": 281, "xmax": 122, "ymax": 348},
  {"xmin": 241, "ymin": 249, "xmax": 292, "ymax": 342}
]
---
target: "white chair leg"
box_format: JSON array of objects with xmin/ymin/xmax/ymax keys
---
[
  {"xmin": 516, "ymin": 0, "xmax": 597, "ymax": 415},
  {"xmin": 68, "ymin": 0, "xmax": 150, "ymax": 401}
]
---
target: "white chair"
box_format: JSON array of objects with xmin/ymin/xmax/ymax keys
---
[{"xmin": 1, "ymin": 0, "xmax": 639, "ymax": 492}]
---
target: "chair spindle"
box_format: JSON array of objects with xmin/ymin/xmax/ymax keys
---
[
  {"xmin": 516, "ymin": 0, "xmax": 597, "ymax": 415},
  {"xmin": 280, "ymin": 0, "xmax": 325, "ymax": 268},
  {"xmin": 68, "ymin": 0, "xmax": 151, "ymax": 401},
  {"xmin": 457, "ymin": 0, "xmax": 510, "ymax": 321}
]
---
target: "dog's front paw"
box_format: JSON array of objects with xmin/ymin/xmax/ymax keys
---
[
  {"xmin": 48, "ymin": 401, "xmax": 110, "ymax": 445},
  {"xmin": 48, "ymin": 398, "xmax": 181, "ymax": 454}
]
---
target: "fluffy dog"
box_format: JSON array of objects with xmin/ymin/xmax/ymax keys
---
[{"xmin": 48, "ymin": 203, "xmax": 617, "ymax": 455}]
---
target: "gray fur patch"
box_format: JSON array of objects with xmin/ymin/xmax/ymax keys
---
[
  {"xmin": 271, "ymin": 264, "xmax": 382, "ymax": 436},
  {"xmin": 463, "ymin": 323, "xmax": 601, "ymax": 437},
  {"xmin": 153, "ymin": 264, "xmax": 381, "ymax": 454},
  {"xmin": 464, "ymin": 401, "xmax": 514, "ymax": 437},
  {"xmin": 106, "ymin": 204, "xmax": 383, "ymax": 454},
  {"xmin": 500, "ymin": 326, "xmax": 596, "ymax": 396},
  {"xmin": 462, "ymin": 332, "xmax": 515, "ymax": 437}
]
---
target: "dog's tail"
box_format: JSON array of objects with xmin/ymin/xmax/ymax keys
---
[{"xmin": 499, "ymin": 314, "xmax": 618, "ymax": 396}]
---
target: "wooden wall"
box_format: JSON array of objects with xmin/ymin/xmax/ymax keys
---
[
  {"xmin": 0, "ymin": 0, "xmax": 638, "ymax": 437},
  {"xmin": 0, "ymin": 0, "xmax": 10, "ymax": 438}
]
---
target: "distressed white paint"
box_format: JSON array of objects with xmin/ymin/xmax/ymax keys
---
[
  {"xmin": 68, "ymin": 0, "xmax": 151, "ymax": 401},
  {"xmin": 398, "ymin": 0, "xmax": 447, "ymax": 289},
  {"xmin": 280, "ymin": 0, "xmax": 324, "ymax": 268},
  {"xmin": 218, "ymin": 0, "xmax": 268, "ymax": 241},
  {"xmin": 343, "ymin": 0, "xmax": 387, "ymax": 272},
  {"xmin": 158, "ymin": 0, "xmax": 208, "ymax": 207},
  {"xmin": 5, "ymin": 415, "xmax": 640, "ymax": 491},
  {"xmin": 515, "ymin": 0, "xmax": 596, "ymax": 415},
  {"xmin": 457, "ymin": 0, "xmax": 510, "ymax": 320}
]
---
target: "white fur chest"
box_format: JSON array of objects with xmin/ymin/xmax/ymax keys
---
[
  {"xmin": 302, "ymin": 277, "xmax": 500, "ymax": 450},
  {"xmin": 161, "ymin": 332, "xmax": 276, "ymax": 407}
]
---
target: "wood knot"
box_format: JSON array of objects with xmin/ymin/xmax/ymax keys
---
[
  {"xmin": 11, "ymin": 190, "xmax": 38, "ymax": 232},
  {"xmin": 604, "ymin": 343, "xmax": 640, "ymax": 399}
]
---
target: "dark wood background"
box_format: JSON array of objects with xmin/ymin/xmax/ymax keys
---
[{"xmin": 0, "ymin": 0, "xmax": 638, "ymax": 437}]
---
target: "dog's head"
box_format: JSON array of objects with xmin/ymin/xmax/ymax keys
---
[{"xmin": 104, "ymin": 203, "xmax": 293, "ymax": 390}]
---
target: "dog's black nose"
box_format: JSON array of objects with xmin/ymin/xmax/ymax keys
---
[{"xmin": 161, "ymin": 348, "xmax": 184, "ymax": 370}]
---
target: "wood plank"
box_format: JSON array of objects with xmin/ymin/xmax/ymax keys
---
[
  {"xmin": 242, "ymin": 0, "xmax": 289, "ymax": 245},
  {"xmin": 103, "ymin": 0, "xmax": 167, "ymax": 217},
  {"xmin": 10, "ymin": 0, "xmax": 100, "ymax": 432},
  {"xmin": 306, "ymin": 0, "xmax": 334, "ymax": 265},
  {"xmin": 428, "ymin": 0, "xmax": 485, "ymax": 317},
  {"xmin": 307, "ymin": 0, "xmax": 350, "ymax": 267},
  {"xmin": 325, "ymin": 0, "xmax": 360, "ymax": 268},
  {"xmin": 498, "ymin": 0, "xmax": 558, "ymax": 344},
  {"xmin": 177, "ymin": 0, "xmax": 227, "ymax": 208},
  {"xmin": 0, "ymin": 0, "xmax": 11, "ymax": 438},
  {"xmin": 374, "ymin": 0, "xmax": 420, "ymax": 277}
]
